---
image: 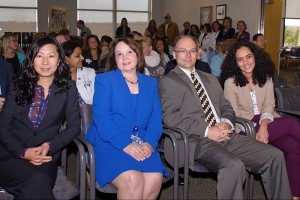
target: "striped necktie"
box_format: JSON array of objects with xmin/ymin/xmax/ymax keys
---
[{"xmin": 191, "ymin": 72, "xmax": 217, "ymax": 127}]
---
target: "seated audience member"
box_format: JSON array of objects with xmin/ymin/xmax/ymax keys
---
[
  {"xmin": 115, "ymin": 18, "xmax": 131, "ymax": 38},
  {"xmin": 144, "ymin": 19, "xmax": 158, "ymax": 41},
  {"xmin": 0, "ymin": 59, "xmax": 13, "ymax": 112},
  {"xmin": 139, "ymin": 36, "xmax": 165, "ymax": 79},
  {"xmin": 55, "ymin": 33, "xmax": 67, "ymax": 44},
  {"xmin": 81, "ymin": 32, "xmax": 89, "ymax": 52},
  {"xmin": 86, "ymin": 38, "xmax": 168, "ymax": 200},
  {"xmin": 62, "ymin": 40, "xmax": 95, "ymax": 105},
  {"xmin": 253, "ymin": 33, "xmax": 267, "ymax": 49},
  {"xmin": 82, "ymin": 35, "xmax": 103, "ymax": 73},
  {"xmin": 212, "ymin": 20, "xmax": 223, "ymax": 41},
  {"xmin": 100, "ymin": 35, "xmax": 113, "ymax": 49},
  {"xmin": 232, "ymin": 21, "xmax": 250, "ymax": 42},
  {"xmin": 198, "ymin": 23, "xmax": 216, "ymax": 64},
  {"xmin": 220, "ymin": 16, "xmax": 235, "ymax": 39},
  {"xmin": 190, "ymin": 24, "xmax": 201, "ymax": 38},
  {"xmin": 127, "ymin": 31, "xmax": 143, "ymax": 40},
  {"xmin": 159, "ymin": 35, "xmax": 292, "ymax": 200},
  {"xmin": 32, "ymin": 32, "xmax": 46, "ymax": 43},
  {"xmin": 154, "ymin": 37, "xmax": 170, "ymax": 68},
  {"xmin": 0, "ymin": 36, "xmax": 80, "ymax": 199},
  {"xmin": 210, "ymin": 38, "xmax": 238, "ymax": 78},
  {"xmin": 221, "ymin": 42, "xmax": 300, "ymax": 200},
  {"xmin": 180, "ymin": 21, "xmax": 191, "ymax": 35},
  {"xmin": 1, "ymin": 33, "xmax": 25, "ymax": 73},
  {"xmin": 58, "ymin": 28, "xmax": 71, "ymax": 41}
]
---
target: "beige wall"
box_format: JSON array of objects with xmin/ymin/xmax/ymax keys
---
[{"xmin": 152, "ymin": 0, "xmax": 261, "ymax": 39}]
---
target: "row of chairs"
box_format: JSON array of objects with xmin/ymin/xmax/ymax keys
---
[{"xmin": 1, "ymin": 83, "xmax": 298, "ymax": 199}]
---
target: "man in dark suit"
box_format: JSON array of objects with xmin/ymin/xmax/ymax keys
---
[{"xmin": 159, "ymin": 35, "xmax": 292, "ymax": 199}]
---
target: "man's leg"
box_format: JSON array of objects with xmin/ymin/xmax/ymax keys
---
[{"xmin": 194, "ymin": 137, "xmax": 246, "ymax": 199}]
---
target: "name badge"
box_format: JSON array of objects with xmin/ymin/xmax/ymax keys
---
[{"xmin": 131, "ymin": 125, "xmax": 143, "ymax": 146}]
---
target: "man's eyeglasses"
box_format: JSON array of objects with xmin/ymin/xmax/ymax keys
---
[{"xmin": 174, "ymin": 47, "xmax": 199, "ymax": 55}]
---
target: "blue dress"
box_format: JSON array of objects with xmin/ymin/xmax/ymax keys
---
[{"xmin": 86, "ymin": 69, "xmax": 168, "ymax": 186}]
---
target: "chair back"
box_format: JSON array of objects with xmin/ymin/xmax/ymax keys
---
[
  {"xmin": 294, "ymin": 72, "xmax": 300, "ymax": 86},
  {"xmin": 80, "ymin": 104, "xmax": 93, "ymax": 135},
  {"xmin": 290, "ymin": 47, "xmax": 300, "ymax": 58},
  {"xmin": 275, "ymin": 86, "xmax": 300, "ymax": 117}
]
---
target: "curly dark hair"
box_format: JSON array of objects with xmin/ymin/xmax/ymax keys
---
[
  {"xmin": 154, "ymin": 37, "xmax": 169, "ymax": 57},
  {"xmin": 14, "ymin": 36, "xmax": 69, "ymax": 105},
  {"xmin": 220, "ymin": 42, "xmax": 274, "ymax": 87}
]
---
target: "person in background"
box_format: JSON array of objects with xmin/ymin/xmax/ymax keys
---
[
  {"xmin": 0, "ymin": 36, "xmax": 80, "ymax": 199},
  {"xmin": 100, "ymin": 35, "xmax": 113, "ymax": 70},
  {"xmin": 221, "ymin": 42, "xmax": 300, "ymax": 200},
  {"xmin": 157, "ymin": 13, "xmax": 179, "ymax": 53},
  {"xmin": 253, "ymin": 33, "xmax": 267, "ymax": 49},
  {"xmin": 100, "ymin": 35, "xmax": 113, "ymax": 49},
  {"xmin": 77, "ymin": 20, "xmax": 92, "ymax": 36},
  {"xmin": 1, "ymin": 33, "xmax": 25, "ymax": 73},
  {"xmin": 62, "ymin": 40, "xmax": 95, "ymax": 134},
  {"xmin": 139, "ymin": 36, "xmax": 165, "ymax": 79},
  {"xmin": 198, "ymin": 23, "xmax": 216, "ymax": 64},
  {"xmin": 212, "ymin": 20, "xmax": 222, "ymax": 41},
  {"xmin": 86, "ymin": 38, "xmax": 168, "ymax": 200},
  {"xmin": 116, "ymin": 18, "xmax": 131, "ymax": 38},
  {"xmin": 159, "ymin": 35, "xmax": 292, "ymax": 200},
  {"xmin": 55, "ymin": 33, "xmax": 67, "ymax": 44},
  {"xmin": 190, "ymin": 24, "xmax": 201, "ymax": 38},
  {"xmin": 232, "ymin": 20, "xmax": 250, "ymax": 42},
  {"xmin": 0, "ymin": 59, "xmax": 13, "ymax": 112},
  {"xmin": 144, "ymin": 19, "xmax": 158, "ymax": 42},
  {"xmin": 32, "ymin": 32, "xmax": 46, "ymax": 43},
  {"xmin": 221, "ymin": 16, "xmax": 235, "ymax": 39},
  {"xmin": 82, "ymin": 35, "xmax": 103, "ymax": 73},
  {"xmin": 81, "ymin": 32, "xmax": 89, "ymax": 52},
  {"xmin": 154, "ymin": 37, "xmax": 170, "ymax": 68},
  {"xmin": 58, "ymin": 28, "xmax": 71, "ymax": 41},
  {"xmin": 180, "ymin": 21, "xmax": 191, "ymax": 35}
]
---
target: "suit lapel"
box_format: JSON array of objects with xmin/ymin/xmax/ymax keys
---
[{"xmin": 174, "ymin": 67, "xmax": 203, "ymax": 110}]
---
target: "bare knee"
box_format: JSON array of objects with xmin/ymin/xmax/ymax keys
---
[{"xmin": 113, "ymin": 170, "xmax": 144, "ymax": 192}]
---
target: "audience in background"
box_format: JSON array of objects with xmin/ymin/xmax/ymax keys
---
[
  {"xmin": 253, "ymin": 33, "xmax": 267, "ymax": 49},
  {"xmin": 144, "ymin": 19, "xmax": 158, "ymax": 41},
  {"xmin": 58, "ymin": 28, "xmax": 71, "ymax": 41},
  {"xmin": 116, "ymin": 18, "xmax": 131, "ymax": 38},
  {"xmin": 154, "ymin": 37, "xmax": 170, "ymax": 68},
  {"xmin": 180, "ymin": 21, "xmax": 191, "ymax": 35},
  {"xmin": 190, "ymin": 24, "xmax": 201, "ymax": 38},
  {"xmin": 32, "ymin": 32, "xmax": 46, "ymax": 43},
  {"xmin": 1, "ymin": 33, "xmax": 25, "ymax": 73},
  {"xmin": 0, "ymin": 59, "xmax": 13, "ymax": 112},
  {"xmin": 82, "ymin": 35, "xmax": 103, "ymax": 73},
  {"xmin": 55, "ymin": 33, "xmax": 68, "ymax": 44},
  {"xmin": 157, "ymin": 13, "xmax": 180, "ymax": 53},
  {"xmin": 221, "ymin": 16, "xmax": 235, "ymax": 39},
  {"xmin": 199, "ymin": 23, "xmax": 216, "ymax": 64},
  {"xmin": 77, "ymin": 20, "xmax": 92, "ymax": 36},
  {"xmin": 232, "ymin": 20, "xmax": 250, "ymax": 42},
  {"xmin": 212, "ymin": 20, "xmax": 223, "ymax": 41}
]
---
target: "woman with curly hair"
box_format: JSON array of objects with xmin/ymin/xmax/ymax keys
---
[
  {"xmin": 0, "ymin": 36, "xmax": 80, "ymax": 199},
  {"xmin": 221, "ymin": 42, "xmax": 300, "ymax": 200}
]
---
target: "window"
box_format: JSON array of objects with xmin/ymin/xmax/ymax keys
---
[
  {"xmin": 78, "ymin": 0, "xmax": 151, "ymax": 38},
  {"xmin": 283, "ymin": 0, "xmax": 300, "ymax": 46}
]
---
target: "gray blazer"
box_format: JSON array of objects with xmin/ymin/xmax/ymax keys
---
[{"xmin": 159, "ymin": 66, "xmax": 235, "ymax": 168}]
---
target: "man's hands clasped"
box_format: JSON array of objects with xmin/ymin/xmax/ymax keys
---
[{"xmin": 207, "ymin": 122, "xmax": 232, "ymax": 142}]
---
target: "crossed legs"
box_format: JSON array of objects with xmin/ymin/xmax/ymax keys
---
[{"xmin": 112, "ymin": 170, "xmax": 162, "ymax": 200}]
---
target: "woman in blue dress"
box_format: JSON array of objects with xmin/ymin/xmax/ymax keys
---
[{"xmin": 86, "ymin": 38, "xmax": 167, "ymax": 199}]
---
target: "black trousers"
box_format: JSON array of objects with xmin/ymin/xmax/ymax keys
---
[{"xmin": 0, "ymin": 155, "xmax": 58, "ymax": 200}]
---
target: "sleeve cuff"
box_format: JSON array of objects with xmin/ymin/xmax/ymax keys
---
[
  {"xmin": 220, "ymin": 118, "xmax": 235, "ymax": 131},
  {"xmin": 19, "ymin": 148, "xmax": 28, "ymax": 159},
  {"xmin": 259, "ymin": 113, "xmax": 274, "ymax": 124}
]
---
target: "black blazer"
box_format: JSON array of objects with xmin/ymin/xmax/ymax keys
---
[
  {"xmin": 115, "ymin": 26, "xmax": 131, "ymax": 38},
  {"xmin": 0, "ymin": 81, "xmax": 80, "ymax": 161},
  {"xmin": 0, "ymin": 59, "xmax": 14, "ymax": 97}
]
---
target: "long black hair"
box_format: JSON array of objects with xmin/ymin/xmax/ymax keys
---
[
  {"xmin": 220, "ymin": 42, "xmax": 274, "ymax": 87},
  {"xmin": 14, "ymin": 36, "xmax": 69, "ymax": 105}
]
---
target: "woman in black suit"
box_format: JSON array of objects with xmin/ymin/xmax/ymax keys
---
[{"xmin": 0, "ymin": 36, "xmax": 80, "ymax": 199}]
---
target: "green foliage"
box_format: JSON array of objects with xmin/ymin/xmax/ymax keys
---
[{"xmin": 284, "ymin": 26, "xmax": 299, "ymax": 46}]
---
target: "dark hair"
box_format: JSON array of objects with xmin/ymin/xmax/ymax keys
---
[
  {"xmin": 220, "ymin": 42, "xmax": 274, "ymax": 87},
  {"xmin": 120, "ymin": 18, "xmax": 128, "ymax": 27},
  {"xmin": 223, "ymin": 16, "xmax": 233, "ymax": 26},
  {"xmin": 212, "ymin": 20, "xmax": 221, "ymax": 32},
  {"xmin": 107, "ymin": 38, "xmax": 145, "ymax": 73},
  {"xmin": 154, "ymin": 37, "xmax": 169, "ymax": 56},
  {"xmin": 14, "ymin": 36, "xmax": 69, "ymax": 105},
  {"xmin": 62, "ymin": 40, "xmax": 82, "ymax": 58},
  {"xmin": 77, "ymin": 20, "xmax": 84, "ymax": 25},
  {"xmin": 203, "ymin": 23, "xmax": 212, "ymax": 33},
  {"xmin": 100, "ymin": 35, "xmax": 113, "ymax": 45},
  {"xmin": 86, "ymin": 35, "xmax": 102, "ymax": 63},
  {"xmin": 190, "ymin": 24, "xmax": 200, "ymax": 37},
  {"xmin": 252, "ymin": 33, "xmax": 264, "ymax": 41}
]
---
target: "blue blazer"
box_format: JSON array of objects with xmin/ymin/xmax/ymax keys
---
[{"xmin": 86, "ymin": 68, "xmax": 163, "ymax": 151}]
